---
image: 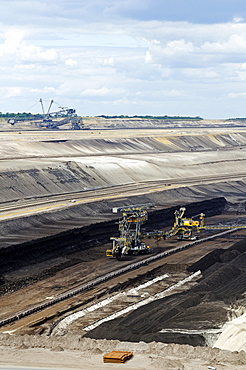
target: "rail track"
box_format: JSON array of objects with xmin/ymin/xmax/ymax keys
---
[{"xmin": 0, "ymin": 227, "xmax": 240, "ymax": 329}]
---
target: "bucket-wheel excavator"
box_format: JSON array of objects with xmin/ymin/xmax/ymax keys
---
[
  {"xmin": 8, "ymin": 99, "xmax": 83, "ymax": 129},
  {"xmin": 106, "ymin": 204, "xmax": 153, "ymax": 259}
]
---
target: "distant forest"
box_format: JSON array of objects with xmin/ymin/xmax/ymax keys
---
[
  {"xmin": 0, "ymin": 112, "xmax": 42, "ymax": 119},
  {"xmin": 227, "ymin": 117, "xmax": 246, "ymax": 120},
  {"xmin": 97, "ymin": 115, "xmax": 203, "ymax": 120}
]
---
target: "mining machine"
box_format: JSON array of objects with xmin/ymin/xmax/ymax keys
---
[
  {"xmin": 8, "ymin": 99, "xmax": 83, "ymax": 130},
  {"xmin": 107, "ymin": 204, "xmax": 246, "ymax": 259},
  {"xmin": 165, "ymin": 207, "xmax": 205, "ymax": 240},
  {"xmin": 38, "ymin": 99, "xmax": 83, "ymax": 129},
  {"xmin": 148, "ymin": 206, "xmax": 246, "ymax": 241},
  {"xmin": 106, "ymin": 204, "xmax": 153, "ymax": 259}
]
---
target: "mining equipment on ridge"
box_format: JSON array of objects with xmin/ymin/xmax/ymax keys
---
[
  {"xmin": 8, "ymin": 99, "xmax": 83, "ymax": 130},
  {"xmin": 107, "ymin": 204, "xmax": 246, "ymax": 259}
]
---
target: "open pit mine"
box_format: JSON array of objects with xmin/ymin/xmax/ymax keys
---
[{"xmin": 0, "ymin": 118, "xmax": 246, "ymax": 370}]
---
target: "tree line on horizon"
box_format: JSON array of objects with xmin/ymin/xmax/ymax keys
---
[
  {"xmin": 97, "ymin": 115, "xmax": 203, "ymax": 120},
  {"xmin": 0, "ymin": 112, "xmax": 42, "ymax": 119}
]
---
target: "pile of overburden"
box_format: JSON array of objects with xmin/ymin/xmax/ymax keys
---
[{"xmin": 85, "ymin": 239, "xmax": 246, "ymax": 346}]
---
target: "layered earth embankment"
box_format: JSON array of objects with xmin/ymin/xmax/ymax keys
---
[{"xmin": 1, "ymin": 128, "xmax": 246, "ymax": 203}]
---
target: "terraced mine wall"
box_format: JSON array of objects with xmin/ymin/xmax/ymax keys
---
[
  {"xmin": 0, "ymin": 197, "xmax": 226, "ymax": 294},
  {"xmin": 1, "ymin": 132, "xmax": 246, "ymax": 202}
]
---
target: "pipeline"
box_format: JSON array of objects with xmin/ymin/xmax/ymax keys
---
[{"xmin": 0, "ymin": 228, "xmax": 239, "ymax": 328}]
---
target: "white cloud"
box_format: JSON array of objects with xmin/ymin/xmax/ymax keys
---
[
  {"xmin": 65, "ymin": 58, "xmax": 77, "ymax": 66},
  {"xmin": 0, "ymin": 87, "xmax": 22, "ymax": 98},
  {"xmin": 227, "ymin": 92, "xmax": 246, "ymax": 98},
  {"xmin": 0, "ymin": 29, "xmax": 58, "ymax": 63},
  {"xmin": 103, "ymin": 57, "xmax": 115, "ymax": 66},
  {"xmin": 44, "ymin": 87, "xmax": 57, "ymax": 93},
  {"xmin": 233, "ymin": 17, "xmax": 244, "ymax": 23},
  {"xmin": 0, "ymin": 2, "xmax": 246, "ymax": 118},
  {"xmin": 145, "ymin": 50, "xmax": 152, "ymax": 63},
  {"xmin": 80, "ymin": 87, "xmax": 126, "ymax": 98},
  {"xmin": 236, "ymin": 71, "xmax": 246, "ymax": 81},
  {"xmin": 31, "ymin": 86, "xmax": 56, "ymax": 94},
  {"xmin": 182, "ymin": 68, "xmax": 219, "ymax": 79},
  {"xmin": 0, "ymin": 29, "xmax": 25, "ymax": 56},
  {"xmin": 159, "ymin": 39, "xmax": 194, "ymax": 57},
  {"xmin": 80, "ymin": 87, "xmax": 111, "ymax": 97},
  {"xmin": 201, "ymin": 34, "xmax": 246, "ymax": 53},
  {"xmin": 155, "ymin": 89, "xmax": 184, "ymax": 97},
  {"xmin": 19, "ymin": 44, "xmax": 58, "ymax": 63}
]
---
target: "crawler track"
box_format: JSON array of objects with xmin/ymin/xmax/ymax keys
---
[{"xmin": 0, "ymin": 228, "xmax": 239, "ymax": 329}]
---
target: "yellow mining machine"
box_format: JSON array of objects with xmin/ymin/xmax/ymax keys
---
[
  {"xmin": 142, "ymin": 207, "xmax": 205, "ymax": 242},
  {"xmin": 106, "ymin": 204, "xmax": 246, "ymax": 259},
  {"xmin": 106, "ymin": 203, "xmax": 153, "ymax": 259},
  {"xmin": 165, "ymin": 207, "xmax": 205, "ymax": 240},
  {"xmin": 165, "ymin": 207, "xmax": 246, "ymax": 240}
]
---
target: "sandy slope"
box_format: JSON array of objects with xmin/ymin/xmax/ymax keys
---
[
  {"xmin": 214, "ymin": 313, "xmax": 246, "ymax": 352},
  {"xmin": 0, "ymin": 334, "xmax": 246, "ymax": 370}
]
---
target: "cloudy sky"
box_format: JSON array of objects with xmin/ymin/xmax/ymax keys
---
[{"xmin": 1, "ymin": 0, "xmax": 246, "ymax": 118}]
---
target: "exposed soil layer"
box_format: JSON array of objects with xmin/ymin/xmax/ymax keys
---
[
  {"xmin": 0, "ymin": 334, "xmax": 246, "ymax": 370},
  {"xmin": 0, "ymin": 197, "xmax": 226, "ymax": 295},
  {"xmin": 84, "ymin": 238, "xmax": 246, "ymax": 346},
  {"xmin": 1, "ymin": 129, "xmax": 246, "ymax": 203}
]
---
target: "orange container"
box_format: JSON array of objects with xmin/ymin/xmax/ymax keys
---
[{"xmin": 103, "ymin": 350, "xmax": 133, "ymax": 363}]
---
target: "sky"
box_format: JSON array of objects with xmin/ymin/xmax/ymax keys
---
[{"xmin": 1, "ymin": 1, "xmax": 246, "ymax": 118}]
